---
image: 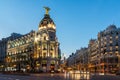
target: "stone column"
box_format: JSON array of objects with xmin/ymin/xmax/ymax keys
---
[{"xmin": 47, "ymin": 42, "xmax": 50, "ymax": 57}]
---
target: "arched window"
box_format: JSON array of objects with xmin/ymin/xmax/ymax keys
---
[
  {"xmin": 44, "ymin": 36, "xmax": 46, "ymax": 40},
  {"xmin": 42, "ymin": 33, "xmax": 48, "ymax": 41}
]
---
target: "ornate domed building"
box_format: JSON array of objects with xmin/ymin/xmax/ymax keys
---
[
  {"xmin": 34, "ymin": 7, "xmax": 61, "ymax": 72},
  {"xmin": 6, "ymin": 7, "xmax": 61, "ymax": 72}
]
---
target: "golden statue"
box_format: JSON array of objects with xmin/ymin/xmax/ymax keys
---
[{"xmin": 44, "ymin": 7, "xmax": 50, "ymax": 14}]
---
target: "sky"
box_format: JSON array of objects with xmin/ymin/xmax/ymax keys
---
[{"xmin": 0, "ymin": 0, "xmax": 120, "ymax": 57}]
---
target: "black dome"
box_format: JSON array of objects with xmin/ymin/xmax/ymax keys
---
[{"xmin": 39, "ymin": 14, "xmax": 55, "ymax": 28}]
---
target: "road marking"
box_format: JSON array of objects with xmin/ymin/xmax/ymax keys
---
[{"xmin": 15, "ymin": 79, "xmax": 20, "ymax": 80}]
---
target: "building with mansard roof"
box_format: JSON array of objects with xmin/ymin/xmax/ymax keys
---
[
  {"xmin": 88, "ymin": 24, "xmax": 120, "ymax": 74},
  {"xmin": 97, "ymin": 24, "xmax": 120, "ymax": 74}
]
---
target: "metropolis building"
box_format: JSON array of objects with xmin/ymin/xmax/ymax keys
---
[{"xmin": 6, "ymin": 7, "xmax": 61, "ymax": 72}]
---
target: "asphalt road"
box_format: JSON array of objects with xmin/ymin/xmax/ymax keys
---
[
  {"xmin": 0, "ymin": 73, "xmax": 120, "ymax": 80},
  {"xmin": 0, "ymin": 73, "xmax": 69, "ymax": 80}
]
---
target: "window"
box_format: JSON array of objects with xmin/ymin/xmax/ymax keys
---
[
  {"xmin": 8, "ymin": 52, "xmax": 10, "ymax": 55},
  {"xmin": 43, "ymin": 53, "xmax": 46, "ymax": 58},
  {"xmin": 116, "ymin": 32, "xmax": 119, "ymax": 35},
  {"xmin": 109, "ymin": 41, "xmax": 112, "ymax": 43},
  {"xmin": 110, "ymin": 36, "xmax": 112, "ymax": 39},
  {"xmin": 42, "ymin": 60, "xmax": 46, "ymax": 63},
  {"xmin": 109, "ymin": 43, "xmax": 112, "ymax": 46},
  {"xmin": 50, "ymin": 53, "xmax": 53, "ymax": 57},
  {"xmin": 51, "ymin": 60, "xmax": 55, "ymax": 64},
  {"xmin": 110, "ymin": 47, "xmax": 112, "ymax": 51},
  {"xmin": 44, "ymin": 36, "xmax": 46, "ymax": 40},
  {"xmin": 50, "ymin": 46, "xmax": 53, "ymax": 50},
  {"xmin": 111, "ymin": 31, "xmax": 113, "ymax": 35},
  {"xmin": 116, "ymin": 36, "xmax": 118, "ymax": 39},
  {"xmin": 116, "ymin": 42, "xmax": 118, "ymax": 46},
  {"xmin": 43, "ymin": 45, "xmax": 47, "ymax": 50},
  {"xmin": 50, "ymin": 36, "xmax": 53, "ymax": 39}
]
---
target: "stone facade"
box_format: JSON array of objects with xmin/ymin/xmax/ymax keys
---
[
  {"xmin": 67, "ymin": 48, "xmax": 89, "ymax": 71},
  {"xmin": 88, "ymin": 39, "xmax": 98, "ymax": 73},
  {"xmin": 97, "ymin": 25, "xmax": 120, "ymax": 73},
  {"xmin": 0, "ymin": 33, "xmax": 22, "ymax": 71},
  {"xmin": 6, "ymin": 31, "xmax": 35, "ymax": 72}
]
